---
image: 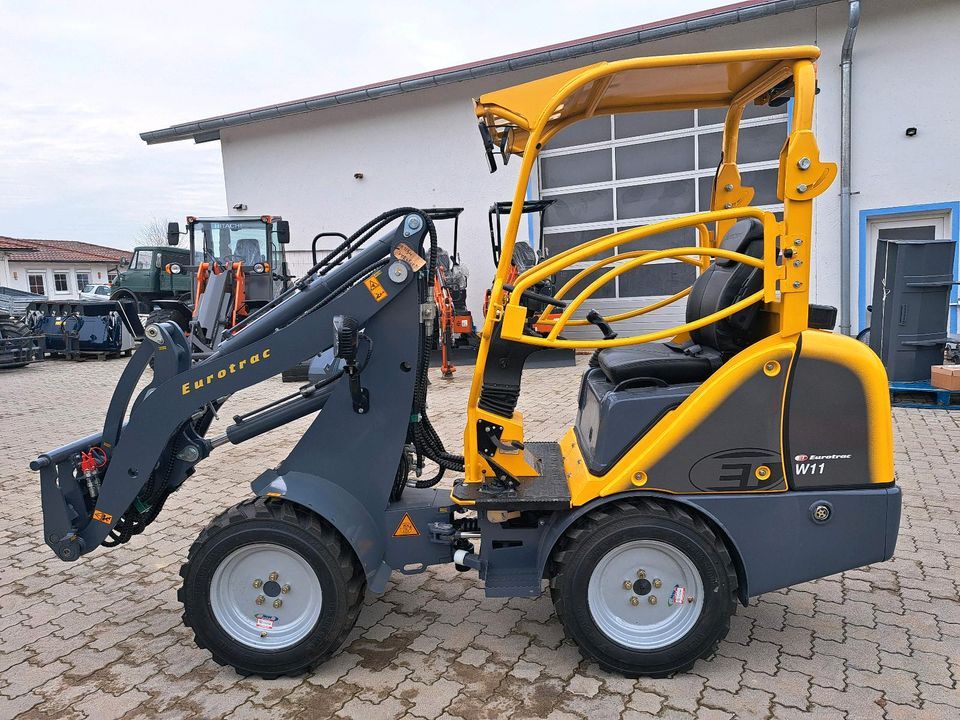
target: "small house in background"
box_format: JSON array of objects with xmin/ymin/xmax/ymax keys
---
[{"xmin": 0, "ymin": 237, "xmax": 132, "ymax": 301}]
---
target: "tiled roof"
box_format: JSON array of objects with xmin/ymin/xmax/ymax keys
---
[
  {"xmin": 0, "ymin": 238, "xmax": 35, "ymax": 251},
  {"xmin": 0, "ymin": 236, "xmax": 133, "ymax": 264}
]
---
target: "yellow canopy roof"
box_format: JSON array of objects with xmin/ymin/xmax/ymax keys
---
[{"xmin": 475, "ymin": 46, "xmax": 820, "ymax": 154}]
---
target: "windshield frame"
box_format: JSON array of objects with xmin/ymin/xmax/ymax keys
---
[{"xmin": 188, "ymin": 219, "xmax": 276, "ymax": 267}]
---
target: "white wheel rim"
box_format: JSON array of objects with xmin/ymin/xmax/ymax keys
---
[
  {"xmin": 209, "ymin": 543, "xmax": 322, "ymax": 650},
  {"xmin": 587, "ymin": 539, "xmax": 704, "ymax": 650}
]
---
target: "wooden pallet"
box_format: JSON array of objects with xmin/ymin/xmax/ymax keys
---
[{"xmin": 889, "ymin": 381, "xmax": 960, "ymax": 409}]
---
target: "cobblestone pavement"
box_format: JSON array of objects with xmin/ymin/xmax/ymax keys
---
[{"xmin": 0, "ymin": 355, "xmax": 958, "ymax": 720}]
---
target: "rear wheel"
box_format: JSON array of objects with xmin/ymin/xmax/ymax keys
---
[
  {"xmin": 179, "ymin": 498, "xmax": 365, "ymax": 677},
  {"xmin": 145, "ymin": 307, "xmax": 190, "ymax": 333},
  {"xmin": 550, "ymin": 499, "xmax": 737, "ymax": 677}
]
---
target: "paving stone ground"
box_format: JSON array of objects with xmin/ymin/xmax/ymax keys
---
[{"xmin": 0, "ymin": 355, "xmax": 958, "ymax": 720}]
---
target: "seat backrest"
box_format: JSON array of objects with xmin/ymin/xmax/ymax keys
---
[
  {"xmin": 685, "ymin": 218, "xmax": 765, "ymax": 353},
  {"xmin": 436, "ymin": 247, "xmax": 452, "ymax": 273},
  {"xmin": 512, "ymin": 242, "xmax": 538, "ymax": 272},
  {"xmin": 235, "ymin": 238, "xmax": 263, "ymax": 265}
]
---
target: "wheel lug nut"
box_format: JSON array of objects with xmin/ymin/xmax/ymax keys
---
[
  {"xmin": 268, "ymin": 571, "xmax": 279, "ymax": 582},
  {"xmin": 653, "ymin": 579, "xmax": 662, "ymax": 589},
  {"xmin": 255, "ymin": 595, "xmax": 265, "ymax": 605},
  {"xmin": 273, "ymin": 599, "xmax": 282, "ymax": 609},
  {"xmin": 252, "ymin": 579, "xmax": 262, "ymax": 589},
  {"xmin": 637, "ymin": 570, "xmax": 646, "ymax": 579},
  {"xmin": 622, "ymin": 580, "xmax": 632, "ymax": 590},
  {"xmin": 630, "ymin": 596, "xmax": 640, "ymax": 606},
  {"xmin": 281, "ymin": 584, "xmax": 291, "ymax": 594},
  {"xmin": 649, "ymin": 596, "xmax": 658, "ymax": 606}
]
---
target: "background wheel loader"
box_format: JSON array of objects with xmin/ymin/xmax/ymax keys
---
[
  {"xmin": 146, "ymin": 215, "xmax": 293, "ymax": 354},
  {"xmin": 33, "ymin": 46, "xmax": 899, "ymax": 679}
]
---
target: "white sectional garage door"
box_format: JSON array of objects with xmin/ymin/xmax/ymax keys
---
[{"xmin": 538, "ymin": 105, "xmax": 787, "ymax": 337}]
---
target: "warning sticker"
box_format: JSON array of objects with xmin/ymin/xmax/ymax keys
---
[
  {"xmin": 363, "ymin": 274, "xmax": 389, "ymax": 302},
  {"xmin": 393, "ymin": 513, "xmax": 420, "ymax": 537},
  {"xmin": 669, "ymin": 585, "xmax": 686, "ymax": 606},
  {"xmin": 393, "ymin": 243, "xmax": 426, "ymax": 271},
  {"xmin": 255, "ymin": 614, "xmax": 277, "ymax": 630},
  {"xmin": 92, "ymin": 510, "xmax": 113, "ymax": 525}
]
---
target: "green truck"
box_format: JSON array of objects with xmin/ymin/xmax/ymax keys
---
[{"xmin": 110, "ymin": 245, "xmax": 193, "ymax": 313}]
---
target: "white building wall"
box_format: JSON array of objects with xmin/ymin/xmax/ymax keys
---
[
  {"xmin": 4, "ymin": 262, "xmax": 116, "ymax": 300},
  {"xmin": 218, "ymin": 0, "xmax": 960, "ymax": 330}
]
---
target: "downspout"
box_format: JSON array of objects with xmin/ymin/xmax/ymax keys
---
[{"xmin": 839, "ymin": 0, "xmax": 860, "ymax": 335}]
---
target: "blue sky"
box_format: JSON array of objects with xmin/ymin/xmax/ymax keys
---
[{"xmin": 0, "ymin": 0, "xmax": 727, "ymax": 249}]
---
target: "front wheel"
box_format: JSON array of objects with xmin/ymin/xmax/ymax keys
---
[
  {"xmin": 550, "ymin": 499, "xmax": 737, "ymax": 677},
  {"xmin": 179, "ymin": 498, "xmax": 365, "ymax": 677}
]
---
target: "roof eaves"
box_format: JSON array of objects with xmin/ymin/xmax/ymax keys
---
[{"xmin": 139, "ymin": 0, "xmax": 837, "ymax": 145}]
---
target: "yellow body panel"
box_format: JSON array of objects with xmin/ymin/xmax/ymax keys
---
[
  {"xmin": 562, "ymin": 334, "xmax": 798, "ymax": 506},
  {"xmin": 796, "ymin": 331, "xmax": 895, "ymax": 484}
]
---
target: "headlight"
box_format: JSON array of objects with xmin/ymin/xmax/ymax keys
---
[
  {"xmin": 168, "ymin": 263, "xmax": 182, "ymax": 275},
  {"xmin": 254, "ymin": 262, "xmax": 265, "ymax": 274}
]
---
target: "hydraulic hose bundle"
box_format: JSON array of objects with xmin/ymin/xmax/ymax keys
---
[
  {"xmin": 297, "ymin": 206, "xmax": 466, "ymax": 489},
  {"xmin": 407, "ymin": 214, "xmax": 466, "ymax": 490},
  {"xmin": 261, "ymin": 205, "xmax": 466, "ymax": 490}
]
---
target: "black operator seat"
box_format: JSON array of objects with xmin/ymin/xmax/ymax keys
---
[
  {"xmin": 235, "ymin": 238, "xmax": 263, "ymax": 266},
  {"xmin": 594, "ymin": 218, "xmax": 766, "ymax": 386}
]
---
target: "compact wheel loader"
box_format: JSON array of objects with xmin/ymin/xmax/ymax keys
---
[{"xmin": 33, "ymin": 46, "xmax": 900, "ymax": 678}]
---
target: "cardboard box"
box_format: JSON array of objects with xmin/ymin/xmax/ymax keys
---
[{"xmin": 930, "ymin": 365, "xmax": 960, "ymax": 391}]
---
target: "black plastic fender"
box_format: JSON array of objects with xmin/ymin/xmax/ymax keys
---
[
  {"xmin": 536, "ymin": 487, "xmax": 901, "ymax": 605},
  {"xmin": 252, "ymin": 470, "xmax": 392, "ymax": 592}
]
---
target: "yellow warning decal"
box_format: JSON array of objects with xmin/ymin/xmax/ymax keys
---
[
  {"xmin": 363, "ymin": 274, "xmax": 388, "ymax": 302},
  {"xmin": 393, "ymin": 513, "xmax": 420, "ymax": 537},
  {"xmin": 92, "ymin": 510, "xmax": 113, "ymax": 525}
]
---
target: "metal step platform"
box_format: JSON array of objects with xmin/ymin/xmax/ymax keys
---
[
  {"xmin": 483, "ymin": 568, "xmax": 543, "ymax": 597},
  {"xmin": 452, "ymin": 441, "xmax": 571, "ymax": 510}
]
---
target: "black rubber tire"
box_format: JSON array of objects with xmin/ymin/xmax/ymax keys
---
[
  {"xmin": 0, "ymin": 317, "xmax": 35, "ymax": 369},
  {"xmin": 856, "ymin": 327, "xmax": 871, "ymax": 345},
  {"xmin": 145, "ymin": 307, "xmax": 190, "ymax": 333},
  {"xmin": 179, "ymin": 497, "xmax": 365, "ymax": 678},
  {"xmin": 549, "ymin": 498, "xmax": 738, "ymax": 678}
]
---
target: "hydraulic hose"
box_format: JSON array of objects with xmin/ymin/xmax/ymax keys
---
[{"xmin": 406, "ymin": 212, "xmax": 466, "ymax": 489}]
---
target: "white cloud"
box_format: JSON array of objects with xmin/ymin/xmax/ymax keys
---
[{"xmin": 0, "ymin": 0, "xmax": 727, "ymax": 249}]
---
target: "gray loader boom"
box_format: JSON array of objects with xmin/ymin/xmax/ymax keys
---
[{"xmin": 33, "ymin": 210, "xmax": 458, "ymax": 585}]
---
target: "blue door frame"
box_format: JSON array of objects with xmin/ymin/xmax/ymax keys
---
[{"xmin": 858, "ymin": 201, "xmax": 960, "ymax": 334}]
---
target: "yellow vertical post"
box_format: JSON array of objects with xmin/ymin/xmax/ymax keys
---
[
  {"xmin": 463, "ymin": 134, "xmax": 539, "ymax": 483},
  {"xmin": 779, "ymin": 60, "xmax": 816, "ymax": 337}
]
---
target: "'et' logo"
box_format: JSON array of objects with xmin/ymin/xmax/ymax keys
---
[{"xmin": 794, "ymin": 454, "xmax": 809, "ymax": 462}]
